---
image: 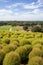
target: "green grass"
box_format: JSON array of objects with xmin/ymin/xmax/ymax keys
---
[{"xmin": 0, "ymin": 25, "xmax": 23, "ymax": 31}]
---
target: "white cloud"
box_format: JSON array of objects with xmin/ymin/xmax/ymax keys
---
[
  {"xmin": 23, "ymin": 1, "xmax": 43, "ymax": 9},
  {"xmin": 0, "ymin": 0, "xmax": 43, "ymax": 21},
  {"xmin": 0, "ymin": 9, "xmax": 13, "ymax": 16},
  {"xmin": 7, "ymin": 3, "xmax": 24, "ymax": 8},
  {"xmin": 23, "ymin": 4, "xmax": 39, "ymax": 9},
  {"xmin": 38, "ymin": 0, "xmax": 43, "ymax": 4},
  {"xmin": 33, "ymin": 9, "xmax": 40, "ymax": 14},
  {"xmin": 32, "ymin": 9, "xmax": 43, "ymax": 14},
  {"xmin": 6, "ymin": 1, "xmax": 43, "ymax": 10},
  {"xmin": 0, "ymin": 9, "xmax": 43, "ymax": 21}
]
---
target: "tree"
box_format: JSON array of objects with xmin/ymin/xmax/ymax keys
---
[
  {"xmin": 31, "ymin": 25, "xmax": 42, "ymax": 32},
  {"xmin": 23, "ymin": 25, "xmax": 28, "ymax": 31}
]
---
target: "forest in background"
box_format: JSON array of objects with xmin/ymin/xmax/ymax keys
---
[{"xmin": 0, "ymin": 21, "xmax": 43, "ymax": 26}]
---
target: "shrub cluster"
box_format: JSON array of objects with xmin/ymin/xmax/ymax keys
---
[
  {"xmin": 15, "ymin": 45, "xmax": 32, "ymax": 64},
  {"xmin": 3, "ymin": 52, "xmax": 20, "ymax": 65},
  {"xmin": 0, "ymin": 50, "xmax": 5, "ymax": 65},
  {"xmin": 0, "ymin": 31, "xmax": 43, "ymax": 65},
  {"xmin": 28, "ymin": 56, "xmax": 43, "ymax": 65},
  {"xmin": 29, "ymin": 48, "xmax": 42, "ymax": 59},
  {"xmin": 3, "ymin": 44, "xmax": 17, "ymax": 54},
  {"xmin": 19, "ymin": 39, "xmax": 31, "ymax": 46}
]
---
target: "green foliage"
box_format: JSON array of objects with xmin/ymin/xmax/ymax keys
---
[
  {"xmin": 19, "ymin": 39, "xmax": 31, "ymax": 46},
  {"xmin": 0, "ymin": 50, "xmax": 5, "ymax": 65},
  {"xmin": 31, "ymin": 25, "xmax": 42, "ymax": 32},
  {"xmin": 28, "ymin": 56, "xmax": 43, "ymax": 65},
  {"xmin": 3, "ymin": 52, "xmax": 20, "ymax": 65},
  {"xmin": 0, "ymin": 30, "xmax": 43, "ymax": 65},
  {"xmin": 2, "ymin": 38, "xmax": 10, "ymax": 44},
  {"xmin": 32, "ymin": 39, "xmax": 43, "ymax": 46},
  {"xmin": 15, "ymin": 46, "xmax": 27, "ymax": 61},
  {"xmin": 10, "ymin": 38, "xmax": 19, "ymax": 46},
  {"xmin": 10, "ymin": 41, "xmax": 19, "ymax": 46},
  {"xmin": 23, "ymin": 25, "xmax": 28, "ymax": 31},
  {"xmin": 29, "ymin": 48, "xmax": 42, "ymax": 59},
  {"xmin": 33, "ymin": 44, "xmax": 42, "ymax": 49},
  {"xmin": 23, "ymin": 45, "xmax": 32, "ymax": 54},
  {"xmin": 0, "ymin": 44, "xmax": 4, "ymax": 49},
  {"xmin": 3, "ymin": 44, "xmax": 17, "ymax": 54},
  {"xmin": 15, "ymin": 45, "xmax": 32, "ymax": 64}
]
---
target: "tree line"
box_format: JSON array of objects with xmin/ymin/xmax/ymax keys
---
[{"xmin": 0, "ymin": 21, "xmax": 43, "ymax": 26}]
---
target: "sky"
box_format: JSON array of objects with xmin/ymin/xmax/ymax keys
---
[{"xmin": 0, "ymin": 0, "xmax": 43, "ymax": 21}]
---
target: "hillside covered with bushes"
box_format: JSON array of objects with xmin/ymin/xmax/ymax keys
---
[{"xmin": 0, "ymin": 30, "xmax": 43, "ymax": 65}]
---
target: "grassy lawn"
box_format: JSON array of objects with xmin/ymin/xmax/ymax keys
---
[{"xmin": 0, "ymin": 25, "xmax": 23, "ymax": 31}]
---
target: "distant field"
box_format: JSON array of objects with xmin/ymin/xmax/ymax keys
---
[{"xmin": 0, "ymin": 25, "xmax": 23, "ymax": 31}]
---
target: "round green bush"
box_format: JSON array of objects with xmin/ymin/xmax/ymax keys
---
[
  {"xmin": 29, "ymin": 48, "xmax": 42, "ymax": 59},
  {"xmin": 10, "ymin": 41, "xmax": 19, "ymax": 46},
  {"xmin": 19, "ymin": 39, "xmax": 31, "ymax": 46},
  {"xmin": 23, "ymin": 45, "xmax": 32, "ymax": 54},
  {"xmin": 10, "ymin": 38, "xmax": 19, "ymax": 43},
  {"xmin": 0, "ymin": 44, "xmax": 3, "ymax": 49},
  {"xmin": 15, "ymin": 46, "xmax": 27, "ymax": 60},
  {"xmin": 35, "ymin": 33, "xmax": 42, "ymax": 38},
  {"xmin": 28, "ymin": 56, "xmax": 43, "ymax": 65},
  {"xmin": 2, "ymin": 38, "xmax": 10, "ymax": 44},
  {"xmin": 41, "ymin": 46, "xmax": 43, "ymax": 57},
  {"xmin": 15, "ymin": 46, "xmax": 27, "ymax": 64},
  {"xmin": 32, "ymin": 39, "xmax": 42, "ymax": 46},
  {"xmin": 33, "ymin": 44, "xmax": 42, "ymax": 49},
  {"xmin": 3, "ymin": 44, "xmax": 17, "ymax": 54},
  {"xmin": 0, "ymin": 39, "xmax": 2, "ymax": 44},
  {"xmin": 0, "ymin": 50, "xmax": 5, "ymax": 65},
  {"xmin": 15, "ymin": 45, "xmax": 32, "ymax": 64},
  {"xmin": 3, "ymin": 52, "xmax": 20, "ymax": 65}
]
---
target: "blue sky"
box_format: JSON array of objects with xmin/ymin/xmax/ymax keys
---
[{"xmin": 0, "ymin": 0, "xmax": 43, "ymax": 21}]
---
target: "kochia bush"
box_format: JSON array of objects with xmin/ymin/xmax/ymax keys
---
[
  {"xmin": 15, "ymin": 45, "xmax": 32, "ymax": 64},
  {"xmin": 33, "ymin": 44, "xmax": 42, "ymax": 49},
  {"xmin": 0, "ymin": 50, "xmax": 5, "ymax": 65},
  {"xmin": 10, "ymin": 41, "xmax": 19, "ymax": 46},
  {"xmin": 29, "ymin": 48, "xmax": 42, "ymax": 59},
  {"xmin": 3, "ymin": 44, "xmax": 17, "ymax": 54},
  {"xmin": 3, "ymin": 52, "xmax": 20, "ymax": 65},
  {"xmin": 28, "ymin": 56, "xmax": 43, "ymax": 65},
  {"xmin": 19, "ymin": 39, "xmax": 31, "ymax": 46},
  {"xmin": 2, "ymin": 38, "xmax": 10, "ymax": 44},
  {"xmin": 23, "ymin": 45, "xmax": 32, "ymax": 55}
]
